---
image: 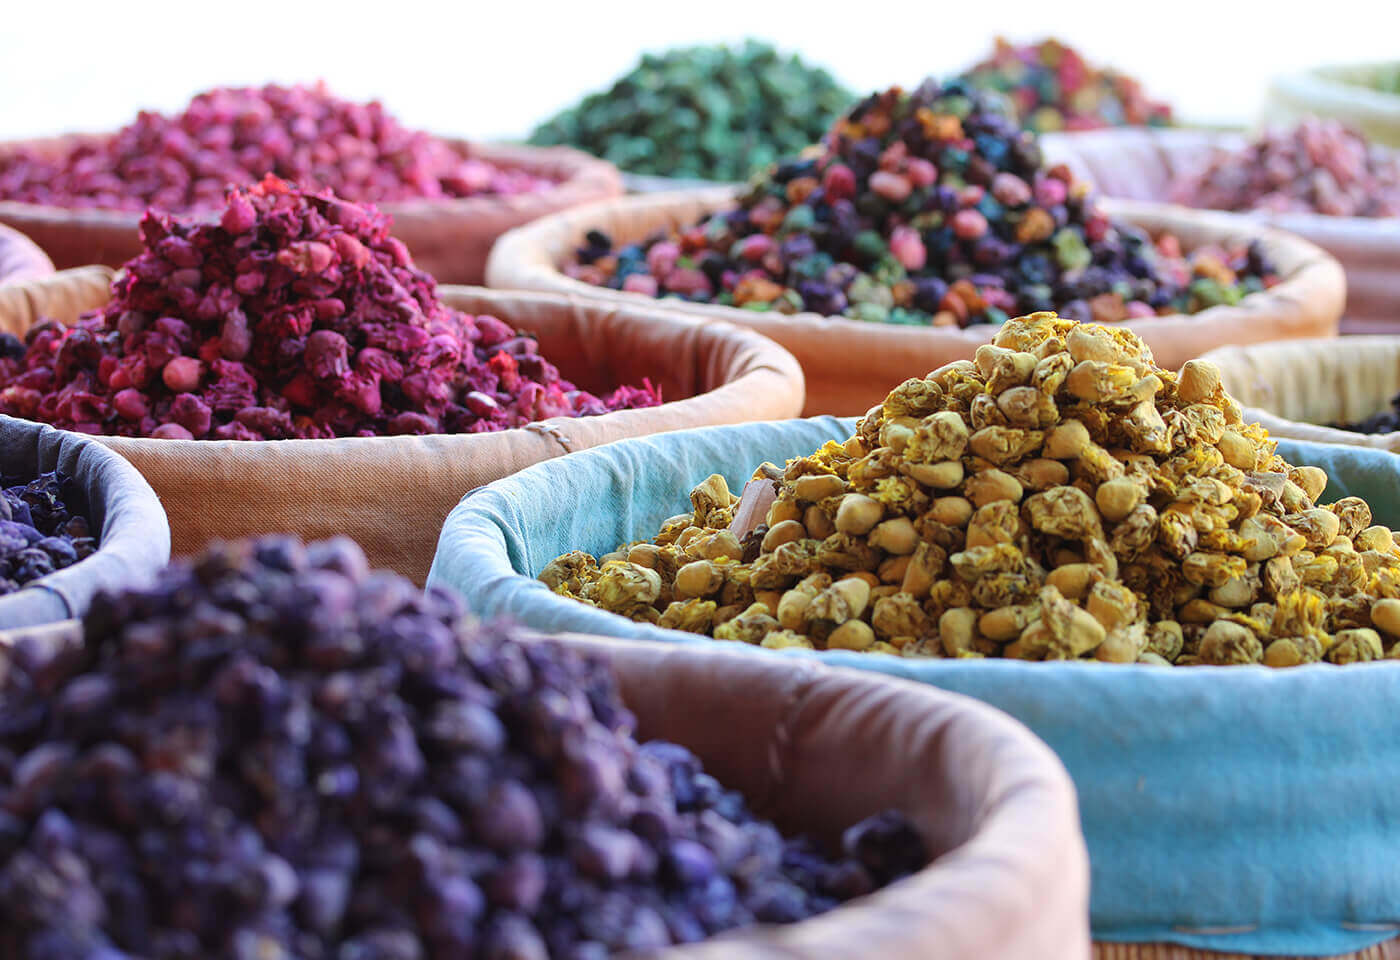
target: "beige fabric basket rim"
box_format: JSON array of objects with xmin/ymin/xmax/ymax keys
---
[{"xmin": 1203, "ymin": 336, "xmax": 1400, "ymax": 452}]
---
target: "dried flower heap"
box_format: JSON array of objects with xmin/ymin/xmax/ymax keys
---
[
  {"xmin": 0, "ymin": 82, "xmax": 552, "ymax": 212},
  {"xmin": 570, "ymin": 81, "xmax": 1275, "ymax": 328},
  {"xmin": 0, "ymin": 177, "xmax": 658, "ymax": 439},
  {"xmin": 0, "ymin": 536, "xmax": 925, "ymax": 956},
  {"xmin": 546, "ymin": 313, "xmax": 1400, "ymax": 667},
  {"xmin": 0, "ymin": 470, "xmax": 96, "ymax": 594}
]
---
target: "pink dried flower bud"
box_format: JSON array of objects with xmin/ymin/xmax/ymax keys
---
[
  {"xmin": 1034, "ymin": 176, "xmax": 1068, "ymax": 207},
  {"xmin": 473, "ymin": 314, "xmax": 514, "ymax": 348},
  {"xmin": 220, "ymin": 312, "xmax": 252, "ymax": 361},
  {"xmin": 646, "ymin": 241, "xmax": 682, "ymax": 278},
  {"xmin": 822, "ymin": 163, "xmax": 857, "ymax": 201},
  {"xmin": 112, "ymin": 388, "xmax": 149, "ymax": 421},
  {"xmin": 158, "ymin": 237, "xmax": 203, "ymax": 268},
  {"xmin": 663, "ymin": 268, "xmax": 713, "ymax": 298},
  {"xmin": 1084, "ymin": 211, "xmax": 1111, "ymax": 243},
  {"xmin": 889, "ymin": 226, "xmax": 926, "ymax": 270},
  {"xmin": 304, "ymin": 329, "xmax": 351, "ymax": 380},
  {"xmin": 951, "ymin": 209, "xmax": 989, "ymax": 240},
  {"xmin": 464, "ymin": 391, "xmax": 499, "ymax": 416},
  {"xmin": 330, "ymin": 233, "xmax": 371, "ymax": 270},
  {"xmin": 234, "ymin": 271, "xmax": 266, "ymax": 296},
  {"xmin": 991, "ymin": 173, "xmax": 1032, "ymax": 207},
  {"xmin": 737, "ymin": 235, "xmax": 775, "ymax": 262},
  {"xmin": 388, "ymin": 411, "xmax": 438, "ymax": 435},
  {"xmin": 221, "ymin": 192, "xmax": 257, "ymax": 233},
  {"xmin": 162, "ymin": 356, "xmax": 204, "ymax": 393},
  {"xmin": 382, "ymin": 237, "xmax": 412, "ymax": 268},
  {"xmin": 169, "ymin": 393, "xmax": 213, "ymax": 437},
  {"xmin": 868, "ymin": 171, "xmax": 912, "ymax": 203},
  {"xmin": 622, "ymin": 274, "xmax": 659, "ymax": 296},
  {"xmin": 276, "ymin": 241, "xmax": 336, "ymax": 276},
  {"xmin": 116, "ymin": 311, "xmax": 147, "ymax": 338},
  {"xmin": 335, "ymin": 370, "xmax": 383, "ymax": 415},
  {"xmin": 150, "ymin": 422, "xmax": 194, "ymax": 440},
  {"xmin": 905, "ymin": 158, "xmax": 938, "ymax": 189}
]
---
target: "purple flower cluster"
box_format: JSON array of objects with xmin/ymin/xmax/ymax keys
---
[
  {"xmin": 0, "ymin": 469, "xmax": 96, "ymax": 595},
  {"xmin": 0, "ymin": 177, "xmax": 659, "ymax": 439},
  {"xmin": 0, "ymin": 535, "xmax": 926, "ymax": 958},
  {"xmin": 0, "ymin": 82, "xmax": 554, "ymax": 212}
]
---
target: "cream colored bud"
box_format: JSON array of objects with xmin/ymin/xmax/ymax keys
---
[
  {"xmin": 834, "ymin": 494, "xmax": 884, "ymax": 535},
  {"xmin": 1176, "ymin": 359, "xmax": 1221, "ymax": 404},
  {"xmin": 761, "ymin": 520, "xmax": 806, "ymax": 553}
]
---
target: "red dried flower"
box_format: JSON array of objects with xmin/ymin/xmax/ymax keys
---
[
  {"xmin": 0, "ymin": 82, "xmax": 556, "ymax": 211},
  {"xmin": 0, "ymin": 178, "xmax": 660, "ymax": 439}
]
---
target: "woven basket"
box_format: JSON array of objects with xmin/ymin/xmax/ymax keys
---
[
  {"xmin": 0, "ymin": 137, "xmax": 621, "ymax": 285},
  {"xmin": 485, "ymin": 188, "xmax": 1345, "ymax": 417},
  {"xmin": 1203, "ymin": 337, "xmax": 1400, "ymax": 452},
  {"xmin": 0, "ymin": 415, "xmax": 169, "ymax": 628},
  {"xmin": 0, "ymin": 269, "xmax": 805, "ymax": 584},
  {"xmin": 0, "ymin": 619, "xmax": 1090, "ymax": 960},
  {"xmin": 428, "ymin": 415, "xmax": 1400, "ymax": 958},
  {"xmin": 1042, "ymin": 127, "xmax": 1400, "ymax": 334}
]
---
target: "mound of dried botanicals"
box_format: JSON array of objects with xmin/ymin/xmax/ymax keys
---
[
  {"xmin": 0, "ymin": 82, "xmax": 553, "ymax": 213},
  {"xmin": 0, "ymin": 176, "xmax": 659, "ymax": 439},
  {"xmin": 568, "ymin": 82, "xmax": 1275, "ymax": 328},
  {"xmin": 0, "ymin": 536, "xmax": 926, "ymax": 958},
  {"xmin": 545, "ymin": 312, "xmax": 1400, "ymax": 668},
  {"xmin": 1171, "ymin": 118, "xmax": 1400, "ymax": 217},
  {"xmin": 529, "ymin": 40, "xmax": 853, "ymax": 182},
  {"xmin": 957, "ymin": 37, "xmax": 1173, "ymax": 133},
  {"xmin": 0, "ymin": 470, "xmax": 96, "ymax": 594}
]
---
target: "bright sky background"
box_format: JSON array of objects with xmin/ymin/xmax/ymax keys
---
[{"xmin": 1, "ymin": 0, "xmax": 1398, "ymax": 142}]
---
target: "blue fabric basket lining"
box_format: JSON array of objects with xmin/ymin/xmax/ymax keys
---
[{"xmin": 429, "ymin": 416, "xmax": 1400, "ymax": 956}]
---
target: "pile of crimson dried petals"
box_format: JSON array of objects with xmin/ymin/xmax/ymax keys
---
[
  {"xmin": 0, "ymin": 176, "xmax": 660, "ymax": 440},
  {"xmin": 0, "ymin": 82, "xmax": 553, "ymax": 212}
]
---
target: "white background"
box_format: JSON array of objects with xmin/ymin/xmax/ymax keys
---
[{"xmin": 1, "ymin": 0, "xmax": 1398, "ymax": 142}]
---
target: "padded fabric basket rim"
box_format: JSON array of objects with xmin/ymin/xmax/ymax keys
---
[
  {"xmin": 0, "ymin": 415, "xmax": 170, "ymax": 627},
  {"xmin": 1203, "ymin": 336, "xmax": 1400, "ymax": 452}
]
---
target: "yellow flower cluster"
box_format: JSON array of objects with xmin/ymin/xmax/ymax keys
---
[{"xmin": 543, "ymin": 313, "xmax": 1400, "ymax": 667}]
